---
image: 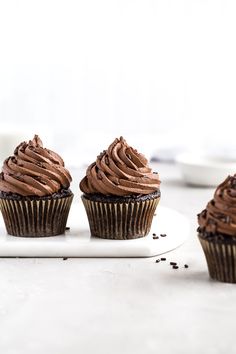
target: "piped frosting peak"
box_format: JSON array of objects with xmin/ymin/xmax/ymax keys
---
[{"xmin": 80, "ymin": 137, "xmax": 160, "ymax": 196}]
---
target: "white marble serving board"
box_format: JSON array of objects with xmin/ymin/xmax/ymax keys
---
[{"xmin": 0, "ymin": 203, "xmax": 189, "ymax": 258}]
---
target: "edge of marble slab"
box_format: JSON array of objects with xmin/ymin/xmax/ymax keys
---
[{"xmin": 0, "ymin": 205, "xmax": 190, "ymax": 258}]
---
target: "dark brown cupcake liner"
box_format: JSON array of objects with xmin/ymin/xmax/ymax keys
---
[
  {"xmin": 82, "ymin": 195, "xmax": 160, "ymax": 240},
  {"xmin": 198, "ymin": 234, "xmax": 236, "ymax": 283},
  {"xmin": 0, "ymin": 194, "xmax": 73, "ymax": 237}
]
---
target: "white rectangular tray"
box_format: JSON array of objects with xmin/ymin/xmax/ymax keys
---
[{"xmin": 0, "ymin": 204, "xmax": 189, "ymax": 258}]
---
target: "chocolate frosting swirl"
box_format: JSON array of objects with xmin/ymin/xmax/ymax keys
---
[
  {"xmin": 0, "ymin": 135, "xmax": 72, "ymax": 196},
  {"xmin": 198, "ymin": 175, "xmax": 236, "ymax": 236},
  {"xmin": 80, "ymin": 137, "xmax": 160, "ymax": 196}
]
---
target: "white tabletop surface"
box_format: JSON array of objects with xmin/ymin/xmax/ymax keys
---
[{"xmin": 0, "ymin": 163, "xmax": 235, "ymax": 354}]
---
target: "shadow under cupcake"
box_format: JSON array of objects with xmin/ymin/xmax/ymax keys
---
[
  {"xmin": 80, "ymin": 136, "xmax": 161, "ymax": 240},
  {"xmin": 0, "ymin": 135, "xmax": 73, "ymax": 237},
  {"xmin": 198, "ymin": 175, "xmax": 236, "ymax": 283}
]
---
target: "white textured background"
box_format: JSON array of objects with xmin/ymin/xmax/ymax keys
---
[{"xmin": 0, "ymin": 0, "xmax": 236, "ymax": 163}]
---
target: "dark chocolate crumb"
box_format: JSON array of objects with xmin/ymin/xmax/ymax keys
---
[
  {"xmin": 152, "ymin": 233, "xmax": 156, "ymax": 236},
  {"xmin": 161, "ymin": 258, "xmax": 166, "ymax": 261},
  {"xmin": 184, "ymin": 264, "xmax": 189, "ymax": 268},
  {"xmin": 172, "ymin": 265, "xmax": 179, "ymax": 269},
  {"xmin": 170, "ymin": 262, "xmax": 177, "ymax": 266},
  {"xmin": 63, "ymin": 257, "xmax": 68, "ymax": 261},
  {"xmin": 65, "ymin": 227, "xmax": 70, "ymax": 231},
  {"xmin": 153, "ymin": 236, "xmax": 159, "ymax": 239},
  {"xmin": 155, "ymin": 259, "xmax": 160, "ymax": 263},
  {"xmin": 160, "ymin": 234, "xmax": 167, "ymax": 237},
  {"xmin": 0, "ymin": 188, "xmax": 73, "ymax": 201},
  {"xmin": 83, "ymin": 190, "xmax": 160, "ymax": 203}
]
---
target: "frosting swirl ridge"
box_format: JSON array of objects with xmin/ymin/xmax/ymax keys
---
[
  {"xmin": 198, "ymin": 175, "xmax": 236, "ymax": 236},
  {"xmin": 0, "ymin": 135, "xmax": 72, "ymax": 196},
  {"xmin": 80, "ymin": 137, "xmax": 160, "ymax": 196}
]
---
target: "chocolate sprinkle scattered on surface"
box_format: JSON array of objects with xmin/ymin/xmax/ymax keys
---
[
  {"xmin": 161, "ymin": 258, "xmax": 166, "ymax": 261},
  {"xmin": 160, "ymin": 234, "xmax": 167, "ymax": 237},
  {"xmin": 155, "ymin": 259, "xmax": 160, "ymax": 263},
  {"xmin": 65, "ymin": 227, "xmax": 70, "ymax": 231},
  {"xmin": 184, "ymin": 264, "xmax": 189, "ymax": 268},
  {"xmin": 153, "ymin": 236, "xmax": 159, "ymax": 239},
  {"xmin": 63, "ymin": 257, "xmax": 68, "ymax": 261},
  {"xmin": 152, "ymin": 233, "xmax": 156, "ymax": 236},
  {"xmin": 170, "ymin": 262, "xmax": 177, "ymax": 266},
  {"xmin": 172, "ymin": 265, "xmax": 179, "ymax": 269}
]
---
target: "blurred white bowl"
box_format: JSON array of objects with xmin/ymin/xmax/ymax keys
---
[{"xmin": 176, "ymin": 153, "xmax": 236, "ymax": 187}]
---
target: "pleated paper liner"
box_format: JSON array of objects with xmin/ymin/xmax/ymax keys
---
[
  {"xmin": 198, "ymin": 233, "xmax": 236, "ymax": 283},
  {"xmin": 82, "ymin": 195, "xmax": 160, "ymax": 240},
  {"xmin": 0, "ymin": 194, "xmax": 73, "ymax": 237}
]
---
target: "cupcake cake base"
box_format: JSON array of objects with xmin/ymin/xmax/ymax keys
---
[
  {"xmin": 198, "ymin": 230, "xmax": 236, "ymax": 283},
  {"xmin": 0, "ymin": 189, "xmax": 73, "ymax": 237},
  {"xmin": 82, "ymin": 190, "xmax": 160, "ymax": 240}
]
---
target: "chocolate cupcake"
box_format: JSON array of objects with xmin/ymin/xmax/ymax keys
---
[
  {"xmin": 80, "ymin": 137, "xmax": 161, "ymax": 239},
  {"xmin": 198, "ymin": 175, "xmax": 236, "ymax": 283},
  {"xmin": 0, "ymin": 135, "xmax": 73, "ymax": 237}
]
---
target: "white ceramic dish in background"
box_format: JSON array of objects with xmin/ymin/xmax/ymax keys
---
[
  {"xmin": 176, "ymin": 153, "xmax": 236, "ymax": 187},
  {"xmin": 0, "ymin": 203, "xmax": 189, "ymax": 258}
]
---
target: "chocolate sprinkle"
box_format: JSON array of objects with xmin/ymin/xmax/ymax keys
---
[
  {"xmin": 161, "ymin": 258, "xmax": 166, "ymax": 261},
  {"xmin": 170, "ymin": 262, "xmax": 177, "ymax": 266},
  {"xmin": 172, "ymin": 265, "xmax": 179, "ymax": 269},
  {"xmin": 160, "ymin": 234, "xmax": 167, "ymax": 237},
  {"xmin": 156, "ymin": 259, "xmax": 160, "ymax": 263}
]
